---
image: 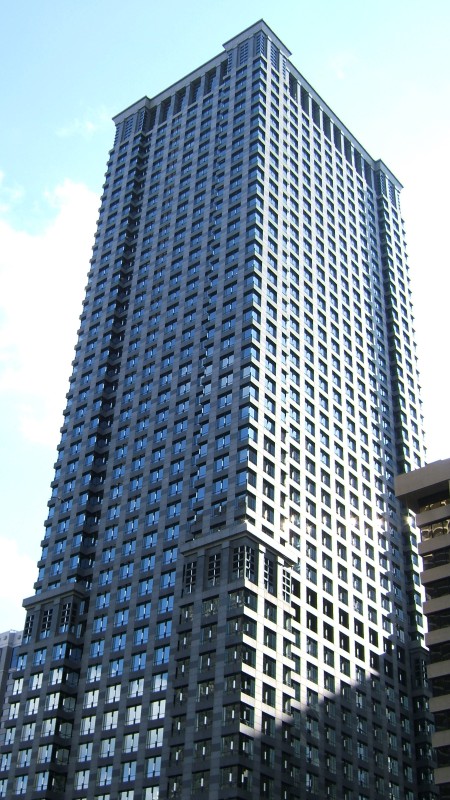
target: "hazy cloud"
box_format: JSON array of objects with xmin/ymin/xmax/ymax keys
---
[
  {"xmin": 56, "ymin": 107, "xmax": 111, "ymax": 139},
  {"xmin": 0, "ymin": 170, "xmax": 24, "ymax": 214},
  {"xmin": 0, "ymin": 535, "xmax": 36, "ymax": 630},
  {"xmin": 328, "ymin": 50, "xmax": 357, "ymax": 80},
  {"xmin": 0, "ymin": 180, "xmax": 98, "ymax": 446}
]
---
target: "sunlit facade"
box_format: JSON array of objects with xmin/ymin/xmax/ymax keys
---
[{"xmin": 0, "ymin": 20, "xmax": 436, "ymax": 800}]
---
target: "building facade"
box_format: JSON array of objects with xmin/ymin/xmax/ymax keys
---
[
  {"xmin": 0, "ymin": 631, "xmax": 23, "ymax": 748},
  {"xmin": 0, "ymin": 20, "xmax": 437, "ymax": 800},
  {"xmin": 396, "ymin": 459, "xmax": 450, "ymax": 799}
]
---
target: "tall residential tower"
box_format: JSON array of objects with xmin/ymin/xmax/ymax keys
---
[{"xmin": 0, "ymin": 21, "xmax": 436, "ymax": 800}]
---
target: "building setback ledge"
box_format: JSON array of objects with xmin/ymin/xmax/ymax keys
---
[{"xmin": 395, "ymin": 458, "xmax": 450, "ymax": 511}]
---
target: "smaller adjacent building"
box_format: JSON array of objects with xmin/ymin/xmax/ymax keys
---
[
  {"xmin": 396, "ymin": 459, "xmax": 450, "ymax": 799},
  {"xmin": 0, "ymin": 631, "xmax": 23, "ymax": 748}
]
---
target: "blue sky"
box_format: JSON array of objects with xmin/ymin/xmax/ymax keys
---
[{"xmin": 1, "ymin": 0, "xmax": 449, "ymax": 630}]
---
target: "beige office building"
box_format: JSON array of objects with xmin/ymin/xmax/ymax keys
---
[{"xmin": 397, "ymin": 459, "xmax": 450, "ymax": 799}]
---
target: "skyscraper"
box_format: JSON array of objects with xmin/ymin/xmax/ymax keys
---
[
  {"xmin": 0, "ymin": 19, "xmax": 437, "ymax": 800},
  {"xmin": 0, "ymin": 631, "xmax": 23, "ymax": 747}
]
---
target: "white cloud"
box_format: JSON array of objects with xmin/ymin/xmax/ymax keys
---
[
  {"xmin": 0, "ymin": 180, "xmax": 99, "ymax": 446},
  {"xmin": 56, "ymin": 107, "xmax": 110, "ymax": 139},
  {"xmin": 0, "ymin": 535, "xmax": 36, "ymax": 631},
  {"xmin": 399, "ymin": 132, "xmax": 450, "ymax": 463}
]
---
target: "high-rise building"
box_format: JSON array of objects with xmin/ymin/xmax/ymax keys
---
[
  {"xmin": 396, "ymin": 459, "xmax": 450, "ymax": 799},
  {"xmin": 0, "ymin": 20, "xmax": 437, "ymax": 800},
  {"xmin": 0, "ymin": 631, "xmax": 23, "ymax": 747}
]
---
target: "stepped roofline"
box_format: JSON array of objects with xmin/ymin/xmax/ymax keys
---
[{"xmin": 222, "ymin": 19, "xmax": 292, "ymax": 58}]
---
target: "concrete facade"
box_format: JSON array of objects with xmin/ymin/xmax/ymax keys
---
[
  {"xmin": 397, "ymin": 459, "xmax": 450, "ymax": 799},
  {"xmin": 0, "ymin": 631, "xmax": 23, "ymax": 748}
]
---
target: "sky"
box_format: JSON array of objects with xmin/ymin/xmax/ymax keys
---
[{"xmin": 0, "ymin": 0, "xmax": 449, "ymax": 631}]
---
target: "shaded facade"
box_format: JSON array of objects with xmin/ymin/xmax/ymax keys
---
[
  {"xmin": 0, "ymin": 631, "xmax": 22, "ymax": 748},
  {"xmin": 0, "ymin": 20, "xmax": 437, "ymax": 800},
  {"xmin": 396, "ymin": 459, "xmax": 450, "ymax": 799}
]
